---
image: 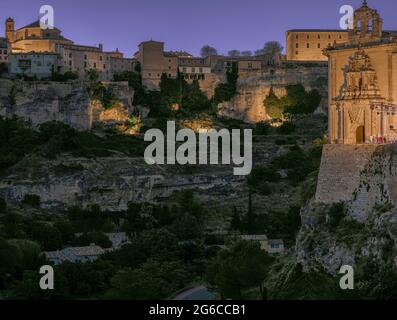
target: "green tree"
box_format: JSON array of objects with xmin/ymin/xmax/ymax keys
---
[
  {"xmin": 264, "ymin": 87, "xmax": 284, "ymax": 118},
  {"xmin": 0, "ymin": 238, "xmax": 21, "ymax": 288},
  {"xmin": 8, "ymin": 239, "xmax": 42, "ymax": 271},
  {"xmin": 205, "ymin": 241, "xmax": 274, "ymax": 299},
  {"xmin": 106, "ymin": 259, "xmax": 192, "ymax": 300},
  {"xmin": 213, "ymin": 62, "xmax": 238, "ymax": 104},
  {"xmin": 54, "ymin": 220, "xmax": 75, "ymax": 244},
  {"xmin": 262, "ymin": 41, "xmax": 284, "ymax": 57},
  {"xmin": 74, "ymin": 231, "xmax": 112, "ymax": 249},
  {"xmin": 30, "ymin": 223, "xmax": 62, "ymax": 251},
  {"xmin": 200, "ymin": 45, "xmax": 218, "ymax": 57}
]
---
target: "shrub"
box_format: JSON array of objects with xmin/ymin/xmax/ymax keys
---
[
  {"xmin": 0, "ymin": 198, "xmax": 6, "ymax": 213},
  {"xmin": 0, "ymin": 63, "xmax": 8, "ymax": 76},
  {"xmin": 22, "ymin": 194, "xmax": 41, "ymax": 207},
  {"xmin": 328, "ymin": 202, "xmax": 346, "ymax": 230},
  {"xmin": 248, "ymin": 166, "xmax": 281, "ymax": 187},
  {"xmin": 51, "ymin": 71, "xmax": 78, "ymax": 81},
  {"xmin": 277, "ymin": 122, "xmax": 296, "ymax": 134},
  {"xmin": 253, "ymin": 121, "xmax": 270, "ymax": 135}
]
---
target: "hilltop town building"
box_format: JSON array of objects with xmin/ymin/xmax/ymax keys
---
[
  {"xmin": 0, "ymin": 37, "xmax": 10, "ymax": 64},
  {"xmin": 326, "ymin": 1, "xmax": 397, "ymax": 144},
  {"xmin": 135, "ymin": 41, "xmax": 181, "ymax": 88},
  {"xmin": 4, "ymin": 18, "xmax": 135, "ymax": 80},
  {"xmin": 9, "ymin": 52, "xmax": 58, "ymax": 78},
  {"xmin": 6, "ymin": 19, "xmax": 73, "ymax": 53},
  {"xmin": 286, "ymin": 29, "xmax": 349, "ymax": 61}
]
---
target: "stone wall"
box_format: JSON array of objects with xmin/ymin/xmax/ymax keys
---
[{"xmin": 315, "ymin": 144, "xmax": 379, "ymax": 204}]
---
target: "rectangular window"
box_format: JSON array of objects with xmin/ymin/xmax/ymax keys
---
[{"xmin": 317, "ymin": 43, "xmax": 321, "ymax": 48}]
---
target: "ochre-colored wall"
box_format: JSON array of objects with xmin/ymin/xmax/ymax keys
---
[{"xmin": 286, "ymin": 31, "xmax": 348, "ymax": 61}]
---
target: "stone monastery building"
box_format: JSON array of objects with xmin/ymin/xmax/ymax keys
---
[{"xmin": 326, "ymin": 1, "xmax": 397, "ymax": 144}]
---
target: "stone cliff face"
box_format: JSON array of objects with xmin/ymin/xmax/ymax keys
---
[
  {"xmin": 0, "ymin": 141, "xmax": 285, "ymax": 219},
  {"xmin": 296, "ymin": 144, "xmax": 397, "ymax": 275},
  {"xmin": 218, "ymin": 66, "xmax": 328, "ymax": 123},
  {"xmin": 0, "ymin": 79, "xmax": 135, "ymax": 130}
]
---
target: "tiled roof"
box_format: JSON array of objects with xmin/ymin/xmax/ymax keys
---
[
  {"xmin": 17, "ymin": 20, "xmax": 61, "ymax": 32},
  {"xmin": 44, "ymin": 250, "xmax": 72, "ymax": 262},
  {"xmin": 241, "ymin": 234, "xmax": 268, "ymax": 241},
  {"xmin": 67, "ymin": 245, "xmax": 105, "ymax": 257}
]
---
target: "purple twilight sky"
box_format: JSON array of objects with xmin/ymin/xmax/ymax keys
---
[{"xmin": 0, "ymin": 0, "xmax": 396, "ymax": 57}]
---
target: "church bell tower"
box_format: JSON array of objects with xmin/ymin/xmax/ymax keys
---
[{"xmin": 5, "ymin": 17, "xmax": 15, "ymax": 43}]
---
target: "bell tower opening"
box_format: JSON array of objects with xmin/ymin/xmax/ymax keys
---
[
  {"xmin": 356, "ymin": 126, "xmax": 365, "ymax": 144},
  {"xmin": 350, "ymin": 1, "xmax": 383, "ymax": 43}
]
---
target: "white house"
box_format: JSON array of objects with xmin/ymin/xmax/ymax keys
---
[{"xmin": 240, "ymin": 234, "xmax": 285, "ymax": 254}]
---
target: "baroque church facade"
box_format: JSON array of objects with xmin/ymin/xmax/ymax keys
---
[{"xmin": 326, "ymin": 1, "xmax": 397, "ymax": 144}]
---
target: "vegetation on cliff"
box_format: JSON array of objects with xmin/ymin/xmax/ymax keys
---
[{"xmin": 264, "ymin": 84, "xmax": 322, "ymax": 118}]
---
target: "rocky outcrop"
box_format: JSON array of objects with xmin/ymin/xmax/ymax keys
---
[
  {"xmin": 0, "ymin": 80, "xmax": 135, "ymax": 130},
  {"xmin": 0, "ymin": 140, "xmax": 284, "ymax": 215},
  {"xmin": 296, "ymin": 144, "xmax": 397, "ymax": 275},
  {"xmin": 217, "ymin": 66, "xmax": 328, "ymax": 123}
]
